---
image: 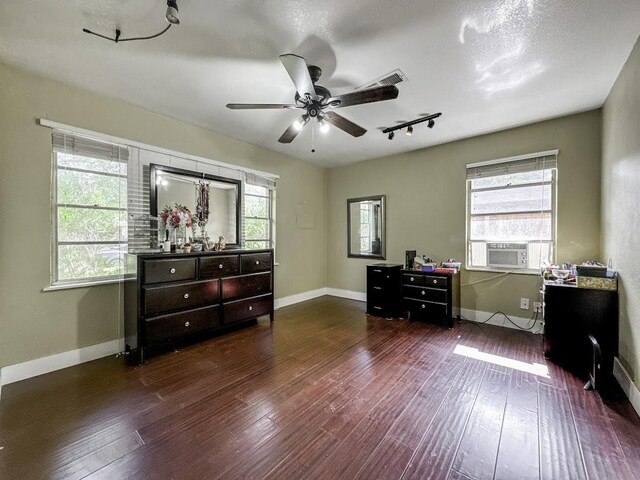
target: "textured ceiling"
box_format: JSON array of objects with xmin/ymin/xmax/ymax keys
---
[{"xmin": 1, "ymin": 0, "xmax": 639, "ymax": 167}]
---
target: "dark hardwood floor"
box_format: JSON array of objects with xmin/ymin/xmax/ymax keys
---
[{"xmin": 1, "ymin": 296, "xmax": 639, "ymax": 479}]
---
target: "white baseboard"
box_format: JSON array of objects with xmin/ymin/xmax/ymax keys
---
[
  {"xmin": 275, "ymin": 288, "xmax": 327, "ymax": 309},
  {"xmin": 461, "ymin": 308, "xmax": 543, "ymax": 333},
  {"xmin": 613, "ymin": 357, "xmax": 640, "ymax": 417},
  {"xmin": 0, "ymin": 339, "xmax": 122, "ymax": 397},
  {"xmin": 325, "ymin": 288, "xmax": 366, "ymax": 302}
]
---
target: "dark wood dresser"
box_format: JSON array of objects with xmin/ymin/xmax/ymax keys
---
[
  {"xmin": 401, "ymin": 269, "xmax": 460, "ymax": 327},
  {"xmin": 366, "ymin": 263, "xmax": 402, "ymax": 318},
  {"xmin": 542, "ymin": 281, "xmax": 618, "ymax": 390},
  {"xmin": 124, "ymin": 249, "xmax": 274, "ymax": 364}
]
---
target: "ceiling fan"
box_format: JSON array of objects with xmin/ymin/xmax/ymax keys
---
[{"xmin": 226, "ymin": 54, "xmax": 400, "ymax": 144}]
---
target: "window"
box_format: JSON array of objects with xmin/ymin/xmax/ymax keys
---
[
  {"xmin": 466, "ymin": 151, "xmax": 557, "ymax": 272},
  {"xmin": 243, "ymin": 173, "xmax": 276, "ymax": 250},
  {"xmin": 52, "ymin": 132, "xmax": 128, "ymax": 285}
]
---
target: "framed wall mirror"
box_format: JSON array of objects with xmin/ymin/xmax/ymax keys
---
[
  {"xmin": 347, "ymin": 195, "xmax": 386, "ymax": 259},
  {"xmin": 150, "ymin": 164, "xmax": 241, "ymax": 248}
]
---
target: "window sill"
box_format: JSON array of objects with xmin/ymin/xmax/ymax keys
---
[
  {"xmin": 43, "ymin": 276, "xmax": 135, "ymax": 292},
  {"xmin": 465, "ymin": 267, "xmax": 541, "ymax": 276}
]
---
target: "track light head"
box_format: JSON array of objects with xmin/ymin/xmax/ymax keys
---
[
  {"xmin": 406, "ymin": 125, "xmax": 413, "ymax": 136},
  {"xmin": 388, "ymin": 131, "xmax": 395, "ymax": 140},
  {"xmin": 427, "ymin": 119, "xmax": 435, "ymax": 128},
  {"xmin": 166, "ymin": 0, "xmax": 180, "ymax": 24}
]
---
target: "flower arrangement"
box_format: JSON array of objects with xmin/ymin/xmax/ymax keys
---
[{"xmin": 160, "ymin": 203, "xmax": 193, "ymax": 230}]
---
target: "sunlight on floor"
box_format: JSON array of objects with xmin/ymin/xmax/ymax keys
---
[{"xmin": 454, "ymin": 344, "xmax": 550, "ymax": 378}]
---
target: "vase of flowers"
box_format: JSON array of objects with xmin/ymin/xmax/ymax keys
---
[{"xmin": 160, "ymin": 203, "xmax": 193, "ymax": 250}]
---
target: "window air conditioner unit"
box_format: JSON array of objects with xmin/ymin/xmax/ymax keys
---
[{"xmin": 486, "ymin": 243, "xmax": 528, "ymax": 269}]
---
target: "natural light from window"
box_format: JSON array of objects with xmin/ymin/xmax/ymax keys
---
[{"xmin": 453, "ymin": 344, "xmax": 550, "ymax": 378}]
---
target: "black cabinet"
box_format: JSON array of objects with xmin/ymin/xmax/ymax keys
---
[
  {"xmin": 401, "ymin": 270, "xmax": 460, "ymax": 327},
  {"xmin": 366, "ymin": 264, "xmax": 402, "ymax": 318},
  {"xmin": 125, "ymin": 249, "xmax": 274, "ymax": 364},
  {"xmin": 543, "ymin": 282, "xmax": 618, "ymax": 390}
]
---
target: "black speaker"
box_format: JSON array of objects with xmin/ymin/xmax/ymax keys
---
[{"xmin": 405, "ymin": 250, "xmax": 416, "ymax": 269}]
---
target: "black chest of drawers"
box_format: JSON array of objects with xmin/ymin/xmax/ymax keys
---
[
  {"xmin": 366, "ymin": 264, "xmax": 402, "ymax": 318},
  {"xmin": 125, "ymin": 249, "xmax": 274, "ymax": 364},
  {"xmin": 401, "ymin": 269, "xmax": 460, "ymax": 327}
]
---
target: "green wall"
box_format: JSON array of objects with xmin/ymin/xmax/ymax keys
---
[
  {"xmin": 327, "ymin": 110, "xmax": 602, "ymax": 317},
  {"xmin": 602, "ymin": 35, "xmax": 640, "ymax": 390},
  {"xmin": 0, "ymin": 62, "xmax": 327, "ymax": 369}
]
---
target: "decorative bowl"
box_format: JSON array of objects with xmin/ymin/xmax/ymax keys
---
[{"xmin": 551, "ymin": 269, "xmax": 571, "ymax": 280}]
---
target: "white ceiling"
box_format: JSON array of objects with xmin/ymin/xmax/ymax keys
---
[{"xmin": 1, "ymin": 1, "xmax": 639, "ymax": 167}]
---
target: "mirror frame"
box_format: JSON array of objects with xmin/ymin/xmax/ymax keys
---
[
  {"xmin": 347, "ymin": 194, "xmax": 386, "ymax": 259},
  {"xmin": 149, "ymin": 163, "xmax": 242, "ymax": 248}
]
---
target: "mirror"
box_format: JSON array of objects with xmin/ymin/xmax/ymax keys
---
[
  {"xmin": 150, "ymin": 164, "xmax": 241, "ymax": 248},
  {"xmin": 347, "ymin": 195, "xmax": 386, "ymax": 259}
]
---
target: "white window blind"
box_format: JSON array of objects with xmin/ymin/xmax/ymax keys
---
[{"xmin": 51, "ymin": 131, "xmax": 129, "ymax": 285}]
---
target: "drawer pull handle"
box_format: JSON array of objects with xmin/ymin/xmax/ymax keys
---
[
  {"xmin": 248, "ymin": 306, "xmax": 253, "ymax": 311},
  {"xmin": 219, "ymin": 264, "xmax": 224, "ymax": 269},
  {"xmin": 184, "ymin": 321, "xmax": 190, "ymax": 327},
  {"xmin": 421, "ymin": 304, "xmax": 426, "ymax": 309},
  {"xmin": 374, "ymin": 286, "xmax": 382, "ymax": 290},
  {"xmin": 433, "ymin": 279, "xmax": 437, "ymax": 284},
  {"xmin": 183, "ymin": 293, "xmax": 190, "ymax": 299},
  {"xmin": 410, "ymin": 277, "xmax": 415, "ymax": 282},
  {"xmin": 170, "ymin": 268, "xmax": 176, "ymax": 274},
  {"xmin": 386, "ymin": 275, "xmax": 390, "ymax": 279},
  {"xmin": 255, "ymin": 260, "xmax": 260, "ymax": 265},
  {"xmin": 374, "ymin": 306, "xmax": 382, "ymax": 310},
  {"xmin": 373, "ymin": 269, "xmax": 382, "ymax": 273},
  {"xmin": 421, "ymin": 290, "xmax": 425, "ymax": 296}
]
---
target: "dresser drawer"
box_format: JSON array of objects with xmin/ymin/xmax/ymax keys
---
[
  {"xmin": 223, "ymin": 294, "xmax": 273, "ymax": 324},
  {"xmin": 403, "ymin": 285, "xmax": 447, "ymax": 303},
  {"xmin": 144, "ymin": 279, "xmax": 219, "ymax": 316},
  {"xmin": 221, "ymin": 272, "xmax": 271, "ymax": 300},
  {"xmin": 422, "ymin": 275, "xmax": 448, "ymax": 288},
  {"xmin": 402, "ymin": 273, "xmax": 424, "ymax": 286},
  {"xmin": 143, "ymin": 258, "xmax": 196, "ymax": 284},
  {"xmin": 405, "ymin": 298, "xmax": 448, "ymax": 320},
  {"xmin": 241, "ymin": 253, "xmax": 272, "ymax": 274},
  {"xmin": 144, "ymin": 305, "xmax": 221, "ymax": 344},
  {"xmin": 200, "ymin": 255, "xmax": 240, "ymax": 278}
]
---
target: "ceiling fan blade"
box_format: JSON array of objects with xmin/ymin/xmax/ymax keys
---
[
  {"xmin": 226, "ymin": 103, "xmax": 298, "ymax": 110},
  {"xmin": 278, "ymin": 120, "xmax": 305, "ymax": 144},
  {"xmin": 323, "ymin": 112, "xmax": 367, "ymax": 137},
  {"xmin": 279, "ymin": 53, "xmax": 317, "ymax": 101},
  {"xmin": 326, "ymin": 85, "xmax": 399, "ymax": 108}
]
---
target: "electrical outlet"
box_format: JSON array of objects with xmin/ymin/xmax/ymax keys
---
[
  {"xmin": 520, "ymin": 298, "xmax": 530, "ymax": 310},
  {"xmin": 533, "ymin": 302, "xmax": 542, "ymax": 313}
]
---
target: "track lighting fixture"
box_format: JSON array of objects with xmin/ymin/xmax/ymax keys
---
[
  {"xmin": 165, "ymin": 0, "xmax": 180, "ymax": 24},
  {"xmin": 83, "ymin": 0, "xmax": 179, "ymax": 43},
  {"xmin": 382, "ymin": 112, "xmax": 442, "ymax": 139}
]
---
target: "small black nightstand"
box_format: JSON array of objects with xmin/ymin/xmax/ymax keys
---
[{"xmin": 366, "ymin": 264, "xmax": 403, "ymax": 318}]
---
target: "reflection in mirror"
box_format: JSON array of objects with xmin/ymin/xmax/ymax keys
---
[
  {"xmin": 150, "ymin": 164, "xmax": 241, "ymax": 247},
  {"xmin": 347, "ymin": 195, "xmax": 385, "ymax": 259}
]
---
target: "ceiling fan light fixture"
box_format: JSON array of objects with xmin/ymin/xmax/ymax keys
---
[
  {"xmin": 166, "ymin": 0, "xmax": 180, "ymax": 24},
  {"xmin": 406, "ymin": 125, "xmax": 413, "ymax": 136},
  {"xmin": 319, "ymin": 120, "xmax": 330, "ymax": 133}
]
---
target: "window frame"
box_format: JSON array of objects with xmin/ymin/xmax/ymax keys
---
[
  {"xmin": 242, "ymin": 184, "xmax": 275, "ymax": 251},
  {"xmin": 51, "ymin": 146, "xmax": 128, "ymax": 288},
  {"xmin": 465, "ymin": 152, "xmax": 557, "ymax": 274}
]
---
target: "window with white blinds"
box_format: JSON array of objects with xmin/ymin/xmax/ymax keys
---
[
  {"xmin": 243, "ymin": 173, "xmax": 276, "ymax": 250},
  {"xmin": 51, "ymin": 131, "xmax": 128, "ymax": 285},
  {"xmin": 466, "ymin": 150, "xmax": 557, "ymax": 271}
]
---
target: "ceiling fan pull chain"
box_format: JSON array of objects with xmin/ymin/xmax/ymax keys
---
[{"xmin": 311, "ymin": 122, "xmax": 316, "ymax": 153}]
